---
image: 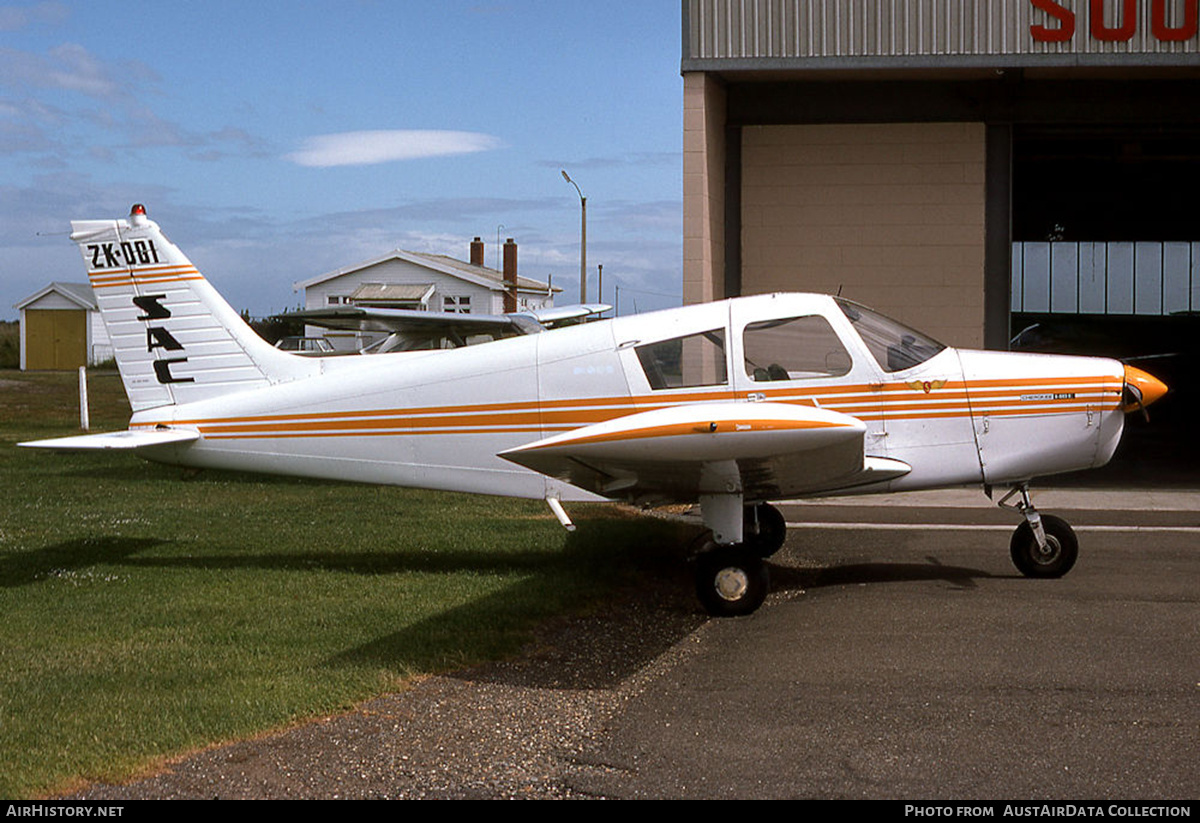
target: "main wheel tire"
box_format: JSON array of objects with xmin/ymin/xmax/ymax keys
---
[
  {"xmin": 695, "ymin": 545, "xmax": 769, "ymax": 617},
  {"xmin": 1010, "ymin": 514, "xmax": 1078, "ymax": 578},
  {"xmin": 744, "ymin": 503, "xmax": 787, "ymax": 557}
]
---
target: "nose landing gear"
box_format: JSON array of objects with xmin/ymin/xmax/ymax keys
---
[{"xmin": 999, "ymin": 485, "xmax": 1079, "ymax": 578}]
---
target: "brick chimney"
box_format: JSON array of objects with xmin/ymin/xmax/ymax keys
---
[
  {"xmin": 469, "ymin": 236, "xmax": 485, "ymax": 267},
  {"xmin": 503, "ymin": 238, "xmax": 518, "ymax": 313}
]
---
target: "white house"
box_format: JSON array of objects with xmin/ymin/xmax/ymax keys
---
[
  {"xmin": 294, "ymin": 237, "xmax": 558, "ymax": 351},
  {"xmin": 15, "ymin": 282, "xmax": 112, "ymax": 370}
]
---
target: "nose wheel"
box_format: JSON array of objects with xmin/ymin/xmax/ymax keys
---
[
  {"xmin": 999, "ymin": 486, "xmax": 1079, "ymax": 578},
  {"xmin": 1010, "ymin": 514, "xmax": 1078, "ymax": 578}
]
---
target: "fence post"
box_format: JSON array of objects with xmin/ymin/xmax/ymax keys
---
[{"xmin": 79, "ymin": 366, "xmax": 89, "ymax": 431}]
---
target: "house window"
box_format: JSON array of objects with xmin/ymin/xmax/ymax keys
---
[
  {"xmin": 327, "ymin": 295, "xmax": 347, "ymax": 306},
  {"xmin": 443, "ymin": 295, "xmax": 471, "ymax": 314}
]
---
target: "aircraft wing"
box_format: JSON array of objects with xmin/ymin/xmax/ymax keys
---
[
  {"xmin": 498, "ymin": 402, "xmax": 910, "ymax": 503},
  {"xmin": 518, "ymin": 303, "xmax": 611, "ymax": 326},
  {"xmin": 19, "ymin": 429, "xmax": 200, "ymax": 452},
  {"xmin": 282, "ymin": 306, "xmax": 543, "ymax": 335}
]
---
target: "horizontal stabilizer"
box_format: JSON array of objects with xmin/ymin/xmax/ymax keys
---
[{"xmin": 19, "ymin": 429, "xmax": 199, "ymax": 452}]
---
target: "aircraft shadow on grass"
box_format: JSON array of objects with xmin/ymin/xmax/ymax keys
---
[
  {"xmin": 0, "ymin": 536, "xmax": 166, "ymax": 588},
  {"xmin": 5, "ymin": 530, "xmax": 993, "ymax": 692}
]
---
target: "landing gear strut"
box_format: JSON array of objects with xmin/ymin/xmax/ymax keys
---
[
  {"xmin": 999, "ymin": 485, "xmax": 1078, "ymax": 578},
  {"xmin": 743, "ymin": 502, "xmax": 787, "ymax": 558}
]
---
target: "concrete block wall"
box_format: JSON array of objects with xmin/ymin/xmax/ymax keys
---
[
  {"xmin": 740, "ymin": 122, "xmax": 987, "ymax": 347},
  {"xmin": 683, "ymin": 73, "xmax": 727, "ymax": 307}
]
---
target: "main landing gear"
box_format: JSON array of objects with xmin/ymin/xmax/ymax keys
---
[
  {"xmin": 998, "ymin": 485, "xmax": 1079, "ymax": 578},
  {"xmin": 692, "ymin": 501, "xmax": 786, "ymax": 617},
  {"xmin": 689, "ymin": 485, "xmax": 1080, "ymax": 615}
]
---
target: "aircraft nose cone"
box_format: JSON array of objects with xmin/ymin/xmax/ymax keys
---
[{"xmin": 1122, "ymin": 364, "xmax": 1168, "ymax": 413}]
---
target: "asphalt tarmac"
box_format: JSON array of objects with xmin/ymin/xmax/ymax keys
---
[
  {"xmin": 68, "ymin": 489, "xmax": 1199, "ymax": 800},
  {"xmin": 568, "ymin": 494, "xmax": 1200, "ymax": 799}
]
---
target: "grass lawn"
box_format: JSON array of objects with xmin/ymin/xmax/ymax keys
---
[{"xmin": 0, "ymin": 369, "xmax": 691, "ymax": 797}]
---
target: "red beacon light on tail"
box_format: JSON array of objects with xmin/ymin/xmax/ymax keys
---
[{"xmin": 129, "ymin": 203, "xmax": 148, "ymax": 226}]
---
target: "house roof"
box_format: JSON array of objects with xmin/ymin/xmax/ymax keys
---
[
  {"xmin": 14, "ymin": 281, "xmax": 97, "ymax": 311},
  {"xmin": 294, "ymin": 249, "xmax": 559, "ymax": 294}
]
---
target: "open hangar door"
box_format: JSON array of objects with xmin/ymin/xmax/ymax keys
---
[{"xmin": 1011, "ymin": 127, "xmax": 1200, "ymax": 484}]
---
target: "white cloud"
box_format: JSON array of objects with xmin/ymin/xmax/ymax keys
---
[
  {"xmin": 285, "ymin": 130, "xmax": 502, "ymax": 168},
  {"xmin": 0, "ymin": 2, "xmax": 67, "ymax": 32},
  {"xmin": 44, "ymin": 43, "xmax": 118, "ymax": 97}
]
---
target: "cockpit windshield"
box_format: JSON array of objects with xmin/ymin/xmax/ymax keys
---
[{"xmin": 835, "ymin": 298, "xmax": 946, "ymax": 373}]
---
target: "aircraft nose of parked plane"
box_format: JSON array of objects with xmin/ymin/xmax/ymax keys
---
[{"xmin": 1122, "ymin": 364, "xmax": 1169, "ymax": 413}]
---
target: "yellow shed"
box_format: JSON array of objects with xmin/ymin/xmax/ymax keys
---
[{"xmin": 15, "ymin": 282, "xmax": 112, "ymax": 371}]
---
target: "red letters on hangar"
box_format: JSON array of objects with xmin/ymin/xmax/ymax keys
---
[{"xmin": 1031, "ymin": 0, "xmax": 1198, "ymax": 43}]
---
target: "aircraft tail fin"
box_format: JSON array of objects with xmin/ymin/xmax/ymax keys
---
[{"xmin": 73, "ymin": 205, "xmax": 312, "ymax": 411}]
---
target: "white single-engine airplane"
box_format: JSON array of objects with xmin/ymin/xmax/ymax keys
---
[{"xmin": 23, "ymin": 206, "xmax": 1169, "ymax": 616}]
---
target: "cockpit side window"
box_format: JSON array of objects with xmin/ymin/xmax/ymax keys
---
[
  {"xmin": 743, "ymin": 315, "xmax": 852, "ymax": 382},
  {"xmin": 636, "ymin": 329, "xmax": 727, "ymax": 390},
  {"xmin": 835, "ymin": 298, "xmax": 946, "ymax": 373}
]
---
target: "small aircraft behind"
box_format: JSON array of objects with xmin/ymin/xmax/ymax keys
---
[
  {"xmin": 22, "ymin": 206, "xmax": 1169, "ymax": 616},
  {"xmin": 279, "ymin": 300, "xmax": 612, "ymax": 354}
]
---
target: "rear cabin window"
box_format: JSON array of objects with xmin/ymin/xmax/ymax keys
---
[
  {"xmin": 743, "ymin": 315, "xmax": 852, "ymax": 382},
  {"xmin": 636, "ymin": 329, "xmax": 727, "ymax": 390}
]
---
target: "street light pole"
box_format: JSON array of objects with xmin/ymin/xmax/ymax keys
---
[{"xmin": 561, "ymin": 170, "xmax": 587, "ymax": 304}]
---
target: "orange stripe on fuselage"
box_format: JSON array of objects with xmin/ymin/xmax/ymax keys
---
[{"xmin": 132, "ymin": 374, "xmax": 1122, "ymax": 439}]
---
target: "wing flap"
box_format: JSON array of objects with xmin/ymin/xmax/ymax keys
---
[
  {"xmin": 19, "ymin": 429, "xmax": 200, "ymax": 452},
  {"xmin": 499, "ymin": 402, "xmax": 907, "ymax": 502}
]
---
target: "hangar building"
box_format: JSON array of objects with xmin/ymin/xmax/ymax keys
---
[{"xmin": 682, "ymin": 0, "xmax": 1200, "ymax": 354}]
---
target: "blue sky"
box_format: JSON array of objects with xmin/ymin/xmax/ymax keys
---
[{"xmin": 1, "ymin": 1, "xmax": 684, "ymax": 319}]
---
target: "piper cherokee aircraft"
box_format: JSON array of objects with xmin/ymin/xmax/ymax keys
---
[{"xmin": 22, "ymin": 205, "xmax": 1169, "ymax": 616}]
